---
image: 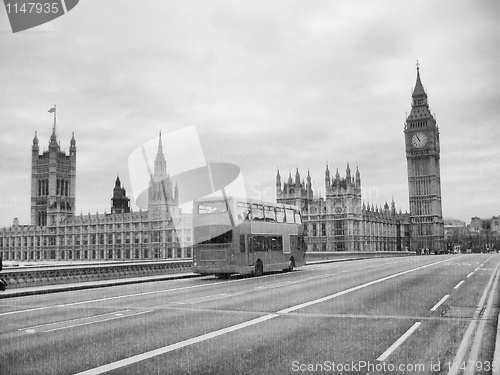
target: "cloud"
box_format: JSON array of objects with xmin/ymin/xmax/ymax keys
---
[{"xmin": 0, "ymin": 0, "xmax": 499, "ymax": 225}]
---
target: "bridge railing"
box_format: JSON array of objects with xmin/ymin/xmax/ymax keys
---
[{"xmin": 0, "ymin": 260, "xmax": 192, "ymax": 289}]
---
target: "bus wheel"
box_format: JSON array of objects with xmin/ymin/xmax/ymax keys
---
[
  {"xmin": 254, "ymin": 261, "xmax": 263, "ymax": 277},
  {"xmin": 216, "ymin": 273, "xmax": 230, "ymax": 279}
]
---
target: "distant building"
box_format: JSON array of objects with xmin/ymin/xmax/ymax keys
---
[
  {"xmin": 466, "ymin": 216, "xmax": 500, "ymax": 252},
  {"xmin": 467, "ymin": 216, "xmax": 500, "ymax": 239},
  {"xmin": 492, "ymin": 216, "xmax": 500, "ymax": 236},
  {"xmin": 444, "ymin": 218, "xmax": 467, "ymax": 239},
  {"xmin": 0, "ymin": 127, "xmax": 192, "ymax": 262},
  {"xmin": 276, "ymin": 165, "xmax": 410, "ymax": 252},
  {"xmin": 468, "ymin": 217, "xmax": 485, "ymax": 236}
]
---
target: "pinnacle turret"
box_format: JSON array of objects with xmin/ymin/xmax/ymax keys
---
[
  {"xmin": 412, "ymin": 63, "xmax": 427, "ymax": 99},
  {"xmin": 153, "ymin": 131, "xmax": 167, "ymax": 179},
  {"xmin": 295, "ymin": 168, "xmax": 301, "ymax": 186},
  {"xmin": 32, "ymin": 131, "xmax": 39, "ymax": 152}
]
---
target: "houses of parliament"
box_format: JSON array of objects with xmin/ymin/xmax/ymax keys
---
[
  {"xmin": 0, "ymin": 66, "xmax": 444, "ymax": 261},
  {"xmin": 276, "ymin": 66, "xmax": 444, "ymax": 254},
  {"xmin": 0, "ymin": 121, "xmax": 193, "ymax": 262}
]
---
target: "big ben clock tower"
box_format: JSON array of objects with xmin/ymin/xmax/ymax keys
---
[{"xmin": 404, "ymin": 64, "xmax": 444, "ymax": 254}]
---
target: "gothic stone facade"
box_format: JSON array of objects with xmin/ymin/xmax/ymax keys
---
[
  {"xmin": 276, "ymin": 165, "xmax": 410, "ymax": 252},
  {"xmin": 404, "ymin": 67, "xmax": 445, "ymax": 253},
  {"xmin": 0, "ymin": 130, "xmax": 192, "ymax": 262}
]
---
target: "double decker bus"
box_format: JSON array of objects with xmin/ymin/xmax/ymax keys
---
[{"xmin": 192, "ymin": 195, "xmax": 306, "ymax": 278}]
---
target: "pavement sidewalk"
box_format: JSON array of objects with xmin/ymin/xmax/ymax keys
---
[{"xmin": 0, "ymin": 272, "xmax": 199, "ymax": 299}]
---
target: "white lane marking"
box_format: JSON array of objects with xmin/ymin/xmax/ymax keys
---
[
  {"xmin": 0, "ymin": 283, "xmax": 216, "ymax": 317},
  {"xmin": 453, "ymin": 281, "xmax": 464, "ymax": 289},
  {"xmin": 377, "ymin": 322, "xmax": 422, "ymax": 361},
  {"xmin": 308, "ymin": 274, "xmax": 335, "ymax": 280},
  {"xmin": 277, "ymin": 257, "xmax": 456, "ymax": 314},
  {"xmin": 20, "ymin": 310, "xmax": 131, "ymax": 331},
  {"xmin": 172, "ymin": 294, "xmax": 233, "ymax": 305},
  {"xmin": 74, "ymin": 256, "xmax": 460, "ymax": 375},
  {"xmin": 43, "ymin": 310, "xmax": 153, "ymax": 333},
  {"xmin": 447, "ymin": 256, "xmax": 500, "ymax": 375},
  {"xmin": 74, "ymin": 313, "xmax": 279, "ymax": 375},
  {"xmin": 466, "ymin": 271, "xmax": 474, "ymax": 278},
  {"xmin": 256, "ymin": 280, "xmax": 297, "ymax": 290},
  {"xmin": 430, "ymin": 295, "xmax": 449, "ymax": 312}
]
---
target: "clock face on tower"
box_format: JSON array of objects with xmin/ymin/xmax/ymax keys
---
[{"xmin": 411, "ymin": 132, "xmax": 428, "ymax": 148}]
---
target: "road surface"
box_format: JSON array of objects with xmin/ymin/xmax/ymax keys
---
[{"xmin": 0, "ymin": 254, "xmax": 498, "ymax": 374}]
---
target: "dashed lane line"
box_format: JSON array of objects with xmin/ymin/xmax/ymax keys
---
[
  {"xmin": 447, "ymin": 256, "xmax": 500, "ymax": 375},
  {"xmin": 377, "ymin": 322, "xmax": 422, "ymax": 362},
  {"xmin": 19, "ymin": 309, "xmax": 130, "ymax": 331},
  {"xmin": 430, "ymin": 295, "xmax": 449, "ymax": 312},
  {"xmin": 18, "ymin": 309, "xmax": 154, "ymax": 333},
  {"xmin": 43, "ymin": 310, "xmax": 154, "ymax": 333}
]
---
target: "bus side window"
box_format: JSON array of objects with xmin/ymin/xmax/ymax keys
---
[
  {"xmin": 285, "ymin": 208, "xmax": 294, "ymax": 223},
  {"xmin": 240, "ymin": 235, "xmax": 246, "ymax": 253},
  {"xmin": 237, "ymin": 202, "xmax": 251, "ymax": 220},
  {"xmin": 268, "ymin": 236, "xmax": 276, "ymax": 252},
  {"xmin": 247, "ymin": 236, "xmax": 253, "ymax": 253},
  {"xmin": 251, "ymin": 204, "xmax": 264, "ymax": 221},
  {"xmin": 276, "ymin": 207, "xmax": 285, "ymax": 223},
  {"xmin": 264, "ymin": 206, "xmax": 277, "ymax": 222},
  {"xmin": 251, "ymin": 236, "xmax": 265, "ymax": 252},
  {"xmin": 294, "ymin": 210, "xmax": 302, "ymax": 224},
  {"xmin": 274, "ymin": 236, "xmax": 283, "ymax": 252}
]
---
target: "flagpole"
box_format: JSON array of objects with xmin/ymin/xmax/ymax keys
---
[
  {"xmin": 48, "ymin": 105, "xmax": 57, "ymax": 135},
  {"xmin": 53, "ymin": 104, "xmax": 56, "ymax": 134}
]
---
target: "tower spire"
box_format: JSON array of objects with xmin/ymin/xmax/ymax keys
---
[
  {"xmin": 412, "ymin": 62, "xmax": 426, "ymax": 98},
  {"xmin": 158, "ymin": 130, "xmax": 164, "ymax": 156},
  {"xmin": 153, "ymin": 131, "xmax": 167, "ymax": 179}
]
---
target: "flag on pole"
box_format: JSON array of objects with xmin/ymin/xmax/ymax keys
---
[{"xmin": 48, "ymin": 107, "xmax": 56, "ymax": 113}]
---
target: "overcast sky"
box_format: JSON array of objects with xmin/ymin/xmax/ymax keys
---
[{"xmin": 1, "ymin": 0, "xmax": 499, "ymax": 227}]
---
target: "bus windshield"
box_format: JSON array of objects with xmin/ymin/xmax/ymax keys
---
[{"xmin": 200, "ymin": 230, "xmax": 232, "ymax": 244}]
